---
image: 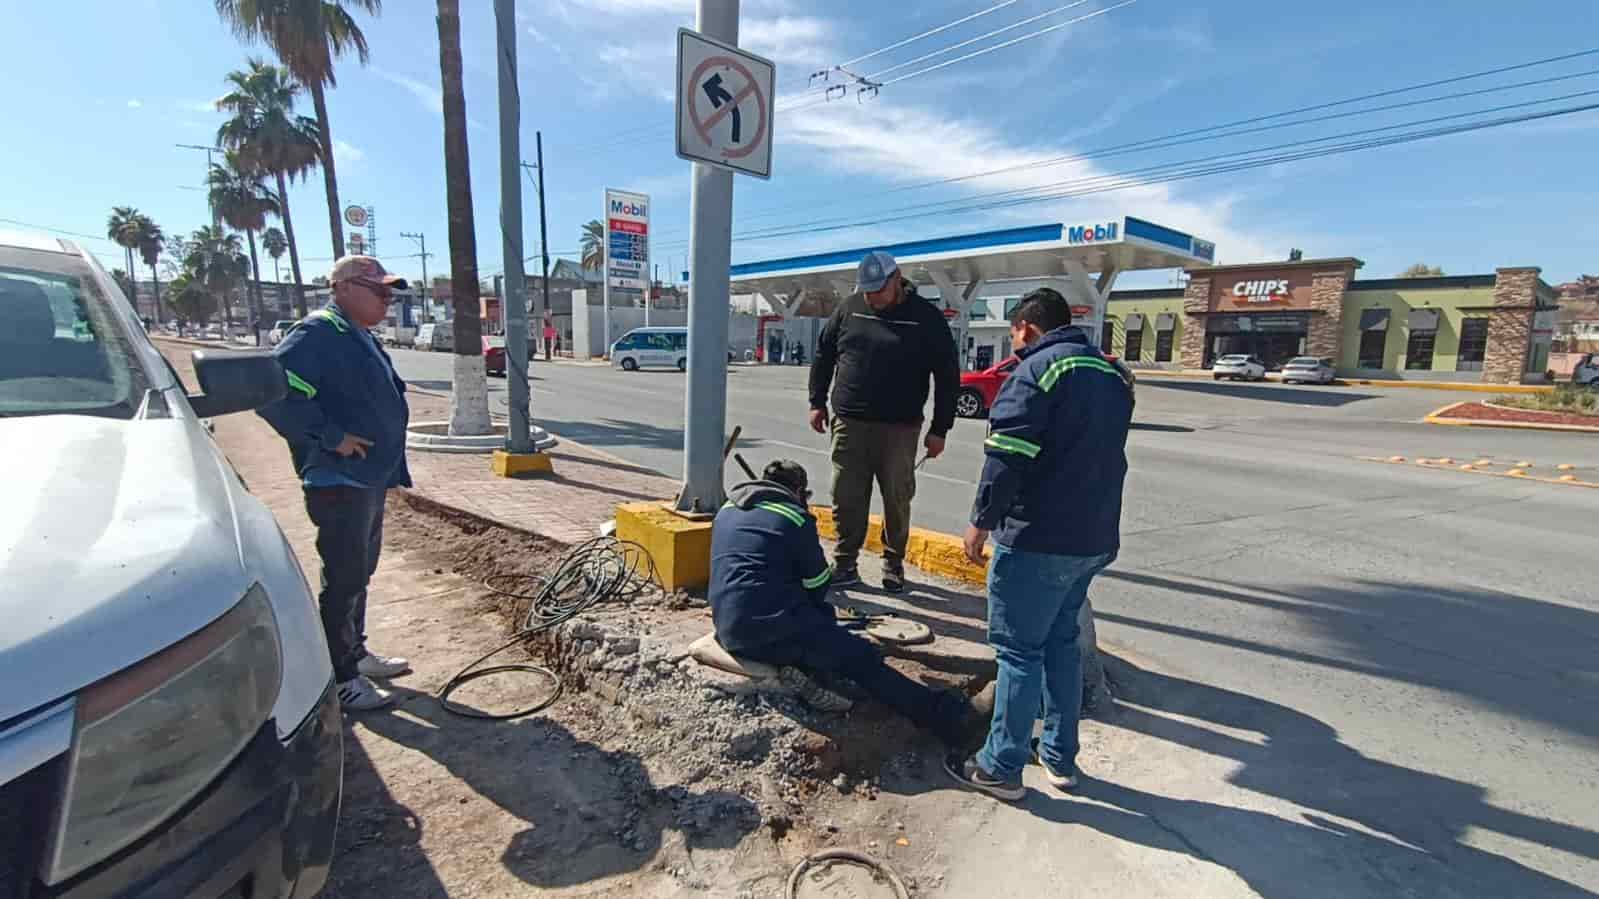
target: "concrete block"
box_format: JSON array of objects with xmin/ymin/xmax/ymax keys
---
[
  {"xmin": 491, "ymin": 449, "xmax": 554, "ymax": 478},
  {"xmin": 812, "ymin": 505, "xmax": 986, "ymax": 586},
  {"xmin": 615, "ymin": 501, "xmax": 713, "ymax": 592}
]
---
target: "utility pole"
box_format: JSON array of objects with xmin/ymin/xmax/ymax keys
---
[
  {"xmin": 679, "ymin": 0, "xmax": 738, "ymax": 514},
  {"xmin": 401, "ymin": 231, "xmax": 431, "ymax": 331},
  {"xmin": 176, "ymin": 144, "xmax": 223, "ymax": 229},
  {"xmin": 521, "ymin": 133, "xmax": 554, "ymax": 354},
  {"xmin": 649, "ymin": 262, "xmax": 658, "ymax": 326},
  {"xmin": 495, "ymin": 0, "xmax": 532, "ymax": 453}
]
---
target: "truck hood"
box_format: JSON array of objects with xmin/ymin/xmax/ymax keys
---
[{"xmin": 0, "ymin": 415, "xmax": 251, "ymax": 723}]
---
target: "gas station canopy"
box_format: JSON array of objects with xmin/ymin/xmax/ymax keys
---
[{"xmin": 728, "ymin": 216, "xmax": 1216, "ymax": 297}]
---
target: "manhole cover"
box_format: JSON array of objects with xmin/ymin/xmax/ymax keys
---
[
  {"xmin": 788, "ymin": 851, "xmax": 908, "ymax": 899},
  {"xmin": 862, "ymin": 616, "xmax": 933, "ymax": 646}
]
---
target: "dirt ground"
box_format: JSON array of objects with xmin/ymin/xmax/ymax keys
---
[{"xmin": 329, "ymin": 494, "xmax": 999, "ymax": 897}]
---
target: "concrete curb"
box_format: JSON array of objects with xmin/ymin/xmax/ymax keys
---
[
  {"xmin": 1423, "ymin": 401, "xmax": 1599, "ymax": 434},
  {"xmin": 810, "ymin": 506, "xmax": 987, "ymax": 587},
  {"xmin": 1133, "ymin": 368, "xmax": 1554, "ymax": 394}
]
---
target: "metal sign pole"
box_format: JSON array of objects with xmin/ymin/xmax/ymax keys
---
[
  {"xmin": 678, "ymin": 0, "xmax": 738, "ymax": 513},
  {"xmin": 495, "ymin": 0, "xmax": 532, "ymax": 453},
  {"xmin": 602, "ymin": 192, "xmax": 612, "ymax": 357}
]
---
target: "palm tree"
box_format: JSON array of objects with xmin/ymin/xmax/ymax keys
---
[
  {"xmin": 106, "ymin": 207, "xmax": 144, "ymax": 308},
  {"xmin": 214, "ymin": 0, "xmax": 382, "ymax": 260},
  {"xmin": 209, "ymin": 152, "xmax": 281, "ymax": 333},
  {"xmin": 168, "ymin": 272, "xmax": 218, "ymax": 330},
  {"xmin": 580, "ymin": 220, "xmax": 605, "ymax": 271},
  {"xmin": 262, "ymin": 226, "xmax": 287, "ymax": 282},
  {"xmin": 134, "ymin": 217, "xmax": 165, "ymax": 324},
  {"xmin": 187, "ymin": 226, "xmax": 251, "ymax": 328},
  {"xmin": 436, "ymin": 0, "xmax": 489, "ymax": 437},
  {"xmin": 216, "ymin": 58, "xmax": 320, "ymax": 317}
]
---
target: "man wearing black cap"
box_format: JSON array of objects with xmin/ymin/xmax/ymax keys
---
[
  {"xmin": 709, "ymin": 460, "xmax": 976, "ymax": 747},
  {"xmin": 808, "ymin": 251, "xmax": 960, "ymax": 593}
]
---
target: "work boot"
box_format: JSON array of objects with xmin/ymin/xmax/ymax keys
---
[
  {"xmin": 881, "ymin": 566, "xmax": 906, "ymax": 594},
  {"xmin": 779, "ymin": 666, "xmax": 854, "ymax": 712},
  {"xmin": 831, "ymin": 565, "xmax": 862, "ymax": 588}
]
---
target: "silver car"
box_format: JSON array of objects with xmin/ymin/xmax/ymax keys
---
[{"xmin": 1282, "ymin": 356, "xmax": 1337, "ymax": 384}]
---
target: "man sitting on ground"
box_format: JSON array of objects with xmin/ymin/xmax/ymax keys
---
[{"xmin": 710, "ymin": 460, "xmax": 979, "ymax": 746}]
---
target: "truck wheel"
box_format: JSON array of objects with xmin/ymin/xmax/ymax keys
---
[{"xmin": 621, "ymin": 357, "xmax": 638, "ymax": 371}]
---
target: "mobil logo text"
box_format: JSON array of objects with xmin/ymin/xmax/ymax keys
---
[
  {"xmin": 1232, "ymin": 279, "xmax": 1292, "ymax": 303},
  {"xmin": 1067, "ymin": 222, "xmax": 1119, "ymax": 244},
  {"xmin": 610, "ymin": 199, "xmax": 647, "ymax": 218}
]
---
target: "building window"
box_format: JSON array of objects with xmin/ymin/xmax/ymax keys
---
[
  {"xmin": 1456, "ymin": 317, "xmax": 1489, "ymax": 372},
  {"xmin": 1405, "ymin": 330, "xmax": 1436, "ymax": 370},
  {"xmin": 1155, "ymin": 329, "xmax": 1174, "ymax": 362},
  {"xmin": 1125, "ymin": 329, "xmax": 1144, "ymax": 362},
  {"xmin": 1101, "ymin": 321, "xmax": 1114, "ymax": 354},
  {"xmin": 1358, "ymin": 330, "xmax": 1386, "ymax": 369}
]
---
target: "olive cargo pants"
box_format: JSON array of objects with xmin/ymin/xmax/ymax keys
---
[{"xmin": 830, "ymin": 415, "xmax": 920, "ymax": 573}]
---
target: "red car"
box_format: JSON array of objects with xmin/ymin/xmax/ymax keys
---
[
  {"xmin": 955, "ymin": 354, "xmax": 1135, "ymax": 418},
  {"xmin": 483, "ymin": 335, "xmax": 507, "ymax": 377}
]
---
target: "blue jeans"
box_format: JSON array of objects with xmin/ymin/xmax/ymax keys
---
[{"xmin": 977, "ymin": 544, "xmax": 1114, "ymax": 780}]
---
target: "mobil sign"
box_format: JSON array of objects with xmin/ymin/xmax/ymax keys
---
[
  {"xmin": 604, "ymin": 188, "xmax": 650, "ymax": 291},
  {"xmin": 1067, "ymin": 221, "xmax": 1119, "ymax": 245}
]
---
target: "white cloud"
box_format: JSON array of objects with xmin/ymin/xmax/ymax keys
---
[
  {"xmin": 126, "ymin": 99, "xmax": 143, "ymax": 109},
  {"xmin": 597, "ymin": 43, "xmax": 677, "ymax": 103},
  {"xmin": 526, "ymin": 23, "xmax": 556, "ymax": 49},
  {"xmin": 774, "ymin": 100, "xmax": 1283, "ymax": 264},
  {"xmin": 334, "ymin": 139, "xmax": 365, "ymax": 167},
  {"xmin": 741, "ymin": 16, "xmax": 833, "ymax": 68},
  {"xmin": 374, "ymin": 67, "xmax": 442, "ymax": 114},
  {"xmin": 179, "ymin": 99, "xmax": 219, "ymax": 114}
]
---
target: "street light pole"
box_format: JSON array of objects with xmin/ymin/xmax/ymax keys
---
[
  {"xmin": 494, "ymin": 0, "xmax": 532, "ymax": 454},
  {"xmin": 678, "ymin": 0, "xmax": 738, "ymax": 514},
  {"xmin": 176, "ymin": 143, "xmax": 223, "ymax": 229},
  {"xmin": 534, "ymin": 133, "xmax": 553, "ymax": 349}
]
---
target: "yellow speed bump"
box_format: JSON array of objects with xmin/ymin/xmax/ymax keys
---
[
  {"xmin": 1518, "ymin": 460, "xmax": 1533, "ymax": 468},
  {"xmin": 1474, "ymin": 458, "xmax": 1493, "ymax": 466},
  {"xmin": 1508, "ymin": 468, "xmax": 1528, "ymax": 477},
  {"xmin": 1459, "ymin": 464, "xmax": 1476, "ymax": 471},
  {"xmin": 1390, "ymin": 456, "xmax": 1406, "ymax": 463},
  {"xmin": 1437, "ymin": 457, "xmax": 1454, "ymax": 465},
  {"xmin": 1560, "ymin": 475, "xmax": 1579, "ymax": 482},
  {"xmin": 1557, "ymin": 464, "xmax": 1577, "ymax": 472}
]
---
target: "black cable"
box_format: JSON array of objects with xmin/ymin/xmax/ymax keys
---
[{"xmin": 437, "ymin": 535, "xmax": 662, "ymax": 719}]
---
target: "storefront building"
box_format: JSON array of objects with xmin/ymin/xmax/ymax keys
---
[{"xmin": 1103, "ymin": 258, "xmax": 1560, "ymax": 383}]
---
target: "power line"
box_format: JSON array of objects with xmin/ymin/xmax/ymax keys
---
[
  {"xmin": 650, "ymin": 94, "xmax": 1599, "ymax": 252},
  {"xmin": 836, "ymin": 0, "xmax": 1023, "ymax": 70},
  {"xmin": 649, "ymin": 48, "xmax": 1599, "ymax": 243},
  {"xmin": 866, "ymin": 0, "xmax": 1093, "ymax": 82},
  {"xmin": 882, "ymin": 1, "xmax": 1136, "ymax": 88},
  {"xmin": 0, "ymin": 217, "xmax": 119, "ymax": 244}
]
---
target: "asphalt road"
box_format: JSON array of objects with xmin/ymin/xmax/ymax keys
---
[{"xmin": 393, "ymin": 349, "xmax": 1599, "ymax": 895}]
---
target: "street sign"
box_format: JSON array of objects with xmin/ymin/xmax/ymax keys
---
[
  {"xmin": 604, "ymin": 189, "xmax": 649, "ymax": 291},
  {"xmin": 675, "ymin": 27, "xmax": 776, "ymax": 180},
  {"xmin": 344, "ymin": 204, "xmax": 369, "ymax": 228}
]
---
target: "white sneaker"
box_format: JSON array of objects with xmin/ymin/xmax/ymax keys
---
[
  {"xmin": 338, "ymin": 676, "xmax": 396, "ymax": 711},
  {"xmin": 357, "ymin": 653, "xmax": 411, "ymax": 678}
]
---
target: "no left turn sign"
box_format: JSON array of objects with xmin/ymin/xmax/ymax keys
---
[{"xmin": 676, "ymin": 28, "xmax": 776, "ymax": 180}]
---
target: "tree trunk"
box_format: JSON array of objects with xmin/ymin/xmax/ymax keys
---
[
  {"xmin": 437, "ymin": 0, "xmax": 490, "ymax": 437},
  {"xmin": 246, "ymin": 231, "xmax": 265, "ymax": 344},
  {"xmin": 310, "ymin": 81, "xmax": 346, "ymax": 260},
  {"xmin": 148, "ymin": 262, "xmax": 162, "ymax": 324},
  {"xmin": 276, "ymin": 171, "xmax": 309, "ymax": 317},
  {"xmin": 125, "ymin": 248, "xmax": 137, "ymax": 310}
]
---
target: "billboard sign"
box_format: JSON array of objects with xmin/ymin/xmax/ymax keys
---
[{"xmin": 604, "ymin": 189, "xmax": 650, "ymax": 291}]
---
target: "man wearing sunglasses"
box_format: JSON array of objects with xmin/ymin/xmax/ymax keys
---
[{"xmin": 258, "ymin": 255, "xmax": 414, "ymax": 712}]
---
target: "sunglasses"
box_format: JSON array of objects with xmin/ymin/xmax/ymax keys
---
[{"xmin": 350, "ymin": 277, "xmax": 398, "ymax": 300}]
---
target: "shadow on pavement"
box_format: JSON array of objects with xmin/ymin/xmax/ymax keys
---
[
  {"xmin": 408, "ymin": 379, "xmax": 453, "ymax": 392},
  {"xmin": 1129, "ymin": 421, "xmax": 1196, "ymax": 433},
  {"xmin": 1142, "ymin": 379, "xmax": 1379, "ymax": 407},
  {"xmin": 538, "ymin": 417, "xmax": 768, "ymax": 454},
  {"xmin": 1062, "ymin": 656, "xmax": 1599, "ymax": 898},
  {"xmin": 337, "ymin": 686, "xmax": 759, "ymax": 892}
]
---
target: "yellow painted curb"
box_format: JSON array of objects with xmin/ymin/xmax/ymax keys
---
[{"xmin": 812, "ymin": 506, "xmax": 987, "ymax": 586}]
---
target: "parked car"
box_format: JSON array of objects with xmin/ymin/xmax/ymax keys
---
[
  {"xmin": 612, "ymin": 326, "xmax": 688, "ymax": 371},
  {"xmin": 1574, "ymin": 352, "xmax": 1599, "ymax": 388},
  {"xmin": 484, "ymin": 335, "xmax": 507, "ymax": 376},
  {"xmin": 0, "ymin": 233, "xmax": 340, "ymax": 898},
  {"xmin": 415, "ymin": 322, "xmax": 455, "ymax": 352},
  {"xmin": 1281, "ymin": 356, "xmax": 1337, "ymax": 385},
  {"xmin": 955, "ymin": 353, "xmax": 1136, "ymax": 417},
  {"xmin": 1213, "ymin": 354, "xmax": 1267, "ymax": 381},
  {"xmin": 268, "ymin": 318, "xmax": 297, "ymax": 345}
]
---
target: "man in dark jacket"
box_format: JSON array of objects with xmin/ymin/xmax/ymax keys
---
[
  {"xmin": 945, "ymin": 288, "xmax": 1133, "ymax": 801},
  {"xmin": 710, "ymin": 460, "xmax": 975, "ymax": 746},
  {"xmin": 258, "ymin": 255, "xmax": 414, "ymax": 712},
  {"xmin": 808, "ymin": 252, "xmax": 960, "ymax": 593}
]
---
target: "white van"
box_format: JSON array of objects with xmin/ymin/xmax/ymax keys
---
[
  {"xmin": 415, "ymin": 322, "xmax": 455, "ymax": 352},
  {"xmin": 612, "ymin": 326, "xmax": 689, "ymax": 371}
]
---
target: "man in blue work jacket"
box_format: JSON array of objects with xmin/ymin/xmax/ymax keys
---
[
  {"xmin": 710, "ymin": 460, "xmax": 978, "ymax": 747},
  {"xmin": 258, "ymin": 256, "xmax": 414, "ymax": 712},
  {"xmin": 946, "ymin": 288, "xmax": 1133, "ymax": 801}
]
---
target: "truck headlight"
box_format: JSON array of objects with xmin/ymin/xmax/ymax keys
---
[{"xmin": 44, "ymin": 584, "xmax": 282, "ymax": 885}]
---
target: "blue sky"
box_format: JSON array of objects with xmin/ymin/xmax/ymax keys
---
[{"xmin": 4, "ymin": 0, "xmax": 1597, "ymax": 290}]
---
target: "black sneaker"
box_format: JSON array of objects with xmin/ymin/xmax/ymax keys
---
[
  {"xmin": 881, "ymin": 568, "xmax": 906, "ymax": 593},
  {"xmin": 1031, "ymin": 737, "xmax": 1078, "ymax": 791},
  {"xmin": 944, "ymin": 754, "xmax": 1025, "ymax": 802},
  {"xmin": 831, "ymin": 566, "xmax": 862, "ymax": 588}
]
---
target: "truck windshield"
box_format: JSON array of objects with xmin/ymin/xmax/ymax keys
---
[{"xmin": 0, "ymin": 248, "xmax": 148, "ymax": 419}]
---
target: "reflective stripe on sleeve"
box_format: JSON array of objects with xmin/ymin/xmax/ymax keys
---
[
  {"xmin": 802, "ymin": 567, "xmax": 833, "ymax": 589},
  {"xmin": 984, "ymin": 433, "xmax": 1042, "ymax": 458},
  {"xmin": 285, "ymin": 369, "xmax": 317, "ymax": 399}
]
